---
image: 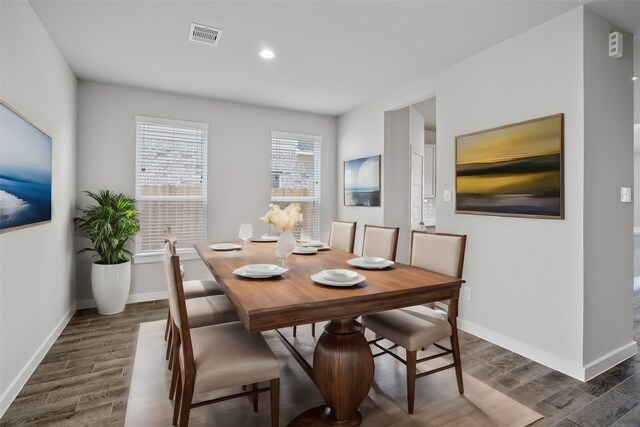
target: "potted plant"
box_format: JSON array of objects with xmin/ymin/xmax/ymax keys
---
[{"xmin": 75, "ymin": 190, "xmax": 140, "ymax": 315}]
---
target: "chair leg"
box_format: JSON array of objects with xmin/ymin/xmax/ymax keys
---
[
  {"xmin": 311, "ymin": 323, "xmax": 315, "ymax": 338},
  {"xmin": 270, "ymin": 378, "xmax": 280, "ymax": 427},
  {"xmin": 166, "ymin": 322, "xmax": 173, "ymax": 361},
  {"xmin": 450, "ymin": 332, "xmax": 464, "ymax": 394},
  {"xmin": 252, "ymin": 383, "xmax": 259, "ymax": 412},
  {"xmin": 406, "ymin": 350, "xmax": 417, "ymax": 414},
  {"xmin": 164, "ymin": 311, "xmax": 171, "ymax": 341},
  {"xmin": 169, "ymin": 350, "xmax": 179, "ymax": 399},
  {"xmin": 292, "ymin": 326, "xmax": 297, "ymax": 337},
  {"xmin": 169, "ymin": 324, "xmax": 179, "ymax": 371},
  {"xmin": 173, "ymin": 370, "xmax": 182, "ymax": 426},
  {"xmin": 179, "ymin": 375, "xmax": 194, "ymax": 427}
]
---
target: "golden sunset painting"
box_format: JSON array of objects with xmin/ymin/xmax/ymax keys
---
[{"xmin": 455, "ymin": 114, "xmax": 563, "ymax": 218}]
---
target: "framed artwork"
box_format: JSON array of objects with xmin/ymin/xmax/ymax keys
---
[
  {"xmin": 455, "ymin": 113, "xmax": 564, "ymax": 219},
  {"xmin": 344, "ymin": 155, "xmax": 381, "ymax": 207},
  {"xmin": 0, "ymin": 101, "xmax": 52, "ymax": 232}
]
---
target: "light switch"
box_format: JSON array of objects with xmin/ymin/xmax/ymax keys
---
[
  {"xmin": 621, "ymin": 187, "xmax": 632, "ymax": 203},
  {"xmin": 443, "ymin": 190, "xmax": 452, "ymax": 202}
]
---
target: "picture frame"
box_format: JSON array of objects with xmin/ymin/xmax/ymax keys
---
[
  {"xmin": 0, "ymin": 100, "xmax": 53, "ymax": 232},
  {"xmin": 455, "ymin": 113, "xmax": 564, "ymax": 219},
  {"xmin": 344, "ymin": 155, "xmax": 381, "ymax": 207}
]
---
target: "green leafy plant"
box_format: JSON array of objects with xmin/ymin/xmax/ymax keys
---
[{"xmin": 74, "ymin": 190, "xmax": 140, "ymax": 265}]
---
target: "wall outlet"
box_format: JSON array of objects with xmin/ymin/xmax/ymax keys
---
[
  {"xmin": 621, "ymin": 187, "xmax": 632, "ymax": 203},
  {"xmin": 462, "ymin": 287, "xmax": 471, "ymax": 302}
]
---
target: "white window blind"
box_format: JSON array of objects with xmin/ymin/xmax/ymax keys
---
[
  {"xmin": 270, "ymin": 131, "xmax": 322, "ymax": 240},
  {"xmin": 135, "ymin": 116, "xmax": 208, "ymax": 254}
]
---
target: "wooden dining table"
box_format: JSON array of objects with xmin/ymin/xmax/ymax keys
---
[{"xmin": 195, "ymin": 241, "xmax": 464, "ymax": 427}]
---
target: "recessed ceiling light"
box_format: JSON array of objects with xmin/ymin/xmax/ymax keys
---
[
  {"xmin": 260, "ymin": 49, "xmax": 275, "ymax": 59},
  {"xmin": 633, "ymin": 76, "xmax": 639, "ymax": 81}
]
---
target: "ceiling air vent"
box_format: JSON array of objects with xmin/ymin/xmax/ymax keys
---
[{"xmin": 188, "ymin": 23, "xmax": 222, "ymax": 46}]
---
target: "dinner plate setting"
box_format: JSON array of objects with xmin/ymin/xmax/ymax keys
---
[
  {"xmin": 233, "ymin": 264, "xmax": 288, "ymax": 278},
  {"xmin": 311, "ymin": 269, "xmax": 365, "ymax": 287},
  {"xmin": 209, "ymin": 243, "xmax": 242, "ymax": 251},
  {"xmin": 292, "ymin": 246, "xmax": 318, "ymax": 255},
  {"xmin": 299, "ymin": 240, "xmax": 330, "ymax": 250},
  {"xmin": 346, "ymin": 256, "xmax": 394, "ymax": 270},
  {"xmin": 250, "ymin": 235, "xmax": 280, "ymax": 242}
]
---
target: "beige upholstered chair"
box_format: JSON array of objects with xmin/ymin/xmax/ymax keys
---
[
  {"xmin": 361, "ymin": 224, "xmax": 400, "ymax": 261},
  {"xmin": 163, "ymin": 229, "xmax": 225, "ymax": 343},
  {"xmin": 293, "ymin": 220, "xmax": 357, "ymax": 338},
  {"xmin": 164, "ymin": 244, "xmax": 280, "ymax": 427},
  {"xmin": 362, "ymin": 231, "xmax": 467, "ymax": 414},
  {"xmin": 328, "ymin": 220, "xmax": 357, "ymax": 253},
  {"xmin": 163, "ymin": 242, "xmax": 238, "ymax": 397}
]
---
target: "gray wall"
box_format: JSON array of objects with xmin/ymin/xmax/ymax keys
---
[
  {"xmin": 337, "ymin": 6, "xmax": 636, "ymax": 379},
  {"xmin": 0, "ymin": 1, "xmax": 78, "ymax": 415},
  {"xmin": 582, "ymin": 8, "xmax": 635, "ymax": 371},
  {"xmin": 76, "ymin": 82, "xmax": 337, "ymax": 303}
]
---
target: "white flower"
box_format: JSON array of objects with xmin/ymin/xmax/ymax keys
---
[{"xmin": 260, "ymin": 203, "xmax": 303, "ymax": 232}]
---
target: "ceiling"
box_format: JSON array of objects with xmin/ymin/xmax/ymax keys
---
[{"xmin": 29, "ymin": 1, "xmax": 640, "ymax": 117}]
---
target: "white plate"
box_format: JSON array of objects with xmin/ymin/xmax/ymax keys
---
[
  {"xmin": 244, "ymin": 264, "xmax": 281, "ymax": 275},
  {"xmin": 315, "ymin": 244, "xmax": 331, "ymax": 251},
  {"xmin": 321, "ymin": 269, "xmax": 358, "ymax": 282},
  {"xmin": 210, "ymin": 243, "xmax": 242, "ymax": 251},
  {"xmin": 311, "ymin": 272, "xmax": 366, "ymax": 287},
  {"xmin": 233, "ymin": 265, "xmax": 288, "ymax": 278},
  {"xmin": 251, "ymin": 236, "xmax": 279, "ymax": 242},
  {"xmin": 293, "ymin": 246, "xmax": 318, "ymax": 255},
  {"xmin": 347, "ymin": 257, "xmax": 395, "ymax": 270},
  {"xmin": 299, "ymin": 240, "xmax": 324, "ymax": 247}
]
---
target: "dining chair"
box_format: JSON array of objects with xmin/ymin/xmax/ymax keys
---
[
  {"xmin": 292, "ymin": 220, "xmax": 357, "ymax": 338},
  {"xmin": 164, "ymin": 244, "xmax": 281, "ymax": 427},
  {"xmin": 361, "ymin": 224, "xmax": 400, "ymax": 261},
  {"xmin": 361, "ymin": 231, "xmax": 467, "ymax": 414},
  {"xmin": 163, "ymin": 229, "xmax": 225, "ymax": 344},
  {"xmin": 327, "ymin": 220, "xmax": 357, "ymax": 253},
  {"xmin": 163, "ymin": 240, "xmax": 238, "ymax": 397}
]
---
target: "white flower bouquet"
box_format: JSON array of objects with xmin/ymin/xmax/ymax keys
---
[{"xmin": 260, "ymin": 203, "xmax": 303, "ymax": 232}]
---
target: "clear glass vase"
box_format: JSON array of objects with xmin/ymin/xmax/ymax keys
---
[{"xmin": 275, "ymin": 230, "xmax": 296, "ymax": 268}]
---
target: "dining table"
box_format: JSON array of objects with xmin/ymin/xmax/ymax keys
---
[{"xmin": 195, "ymin": 240, "xmax": 464, "ymax": 427}]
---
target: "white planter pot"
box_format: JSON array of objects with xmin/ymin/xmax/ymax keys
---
[{"xmin": 91, "ymin": 261, "xmax": 131, "ymax": 315}]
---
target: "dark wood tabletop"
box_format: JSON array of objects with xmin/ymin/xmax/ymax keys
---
[{"xmin": 194, "ymin": 241, "xmax": 464, "ymax": 332}]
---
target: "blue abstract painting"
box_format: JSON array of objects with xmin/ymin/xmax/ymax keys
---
[
  {"xmin": 344, "ymin": 155, "xmax": 381, "ymax": 207},
  {"xmin": 0, "ymin": 102, "xmax": 52, "ymax": 231}
]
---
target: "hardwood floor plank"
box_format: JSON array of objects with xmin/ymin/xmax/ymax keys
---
[{"xmin": 2, "ymin": 287, "xmax": 639, "ymax": 427}]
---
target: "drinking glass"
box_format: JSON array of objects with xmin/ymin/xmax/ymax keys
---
[{"xmin": 238, "ymin": 223, "xmax": 253, "ymax": 248}]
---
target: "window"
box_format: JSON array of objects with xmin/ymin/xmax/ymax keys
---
[
  {"xmin": 135, "ymin": 116, "xmax": 208, "ymax": 254},
  {"xmin": 270, "ymin": 131, "xmax": 322, "ymax": 240}
]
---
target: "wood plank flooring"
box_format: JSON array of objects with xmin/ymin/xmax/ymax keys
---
[
  {"xmin": 1, "ymin": 287, "xmax": 639, "ymax": 426},
  {"xmin": 125, "ymin": 320, "xmax": 541, "ymax": 426}
]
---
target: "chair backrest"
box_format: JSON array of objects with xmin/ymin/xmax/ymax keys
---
[
  {"xmin": 410, "ymin": 231, "xmax": 467, "ymax": 278},
  {"xmin": 362, "ymin": 225, "xmax": 400, "ymax": 261},
  {"xmin": 163, "ymin": 243, "xmax": 195, "ymax": 372},
  {"xmin": 164, "ymin": 227, "xmax": 177, "ymax": 254},
  {"xmin": 328, "ymin": 220, "xmax": 357, "ymax": 253}
]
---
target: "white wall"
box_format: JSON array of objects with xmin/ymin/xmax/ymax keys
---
[
  {"xmin": 76, "ymin": 82, "xmax": 337, "ymax": 303},
  {"xmin": 582, "ymin": 8, "xmax": 635, "ymax": 374},
  {"xmin": 635, "ymin": 154, "xmax": 640, "ymax": 226},
  {"xmin": 0, "ymin": 1, "xmax": 78, "ymax": 415},
  {"xmin": 338, "ymin": 6, "xmax": 635, "ymax": 379}
]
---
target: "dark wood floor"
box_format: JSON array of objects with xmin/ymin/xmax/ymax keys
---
[{"xmin": 1, "ymin": 288, "xmax": 639, "ymax": 426}]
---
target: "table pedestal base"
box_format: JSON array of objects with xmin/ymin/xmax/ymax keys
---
[
  {"xmin": 288, "ymin": 406, "xmax": 362, "ymax": 427},
  {"xmin": 289, "ymin": 318, "xmax": 373, "ymax": 427}
]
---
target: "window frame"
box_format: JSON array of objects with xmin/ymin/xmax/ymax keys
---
[
  {"xmin": 133, "ymin": 115, "xmax": 209, "ymax": 263},
  {"xmin": 270, "ymin": 131, "xmax": 322, "ymax": 241}
]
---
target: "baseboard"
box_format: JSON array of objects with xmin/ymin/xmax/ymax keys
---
[
  {"xmin": 75, "ymin": 290, "xmax": 168, "ymax": 310},
  {"xmin": 0, "ymin": 307, "xmax": 75, "ymax": 418},
  {"xmin": 456, "ymin": 318, "xmax": 636, "ymax": 381},
  {"xmin": 583, "ymin": 341, "xmax": 638, "ymax": 380}
]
